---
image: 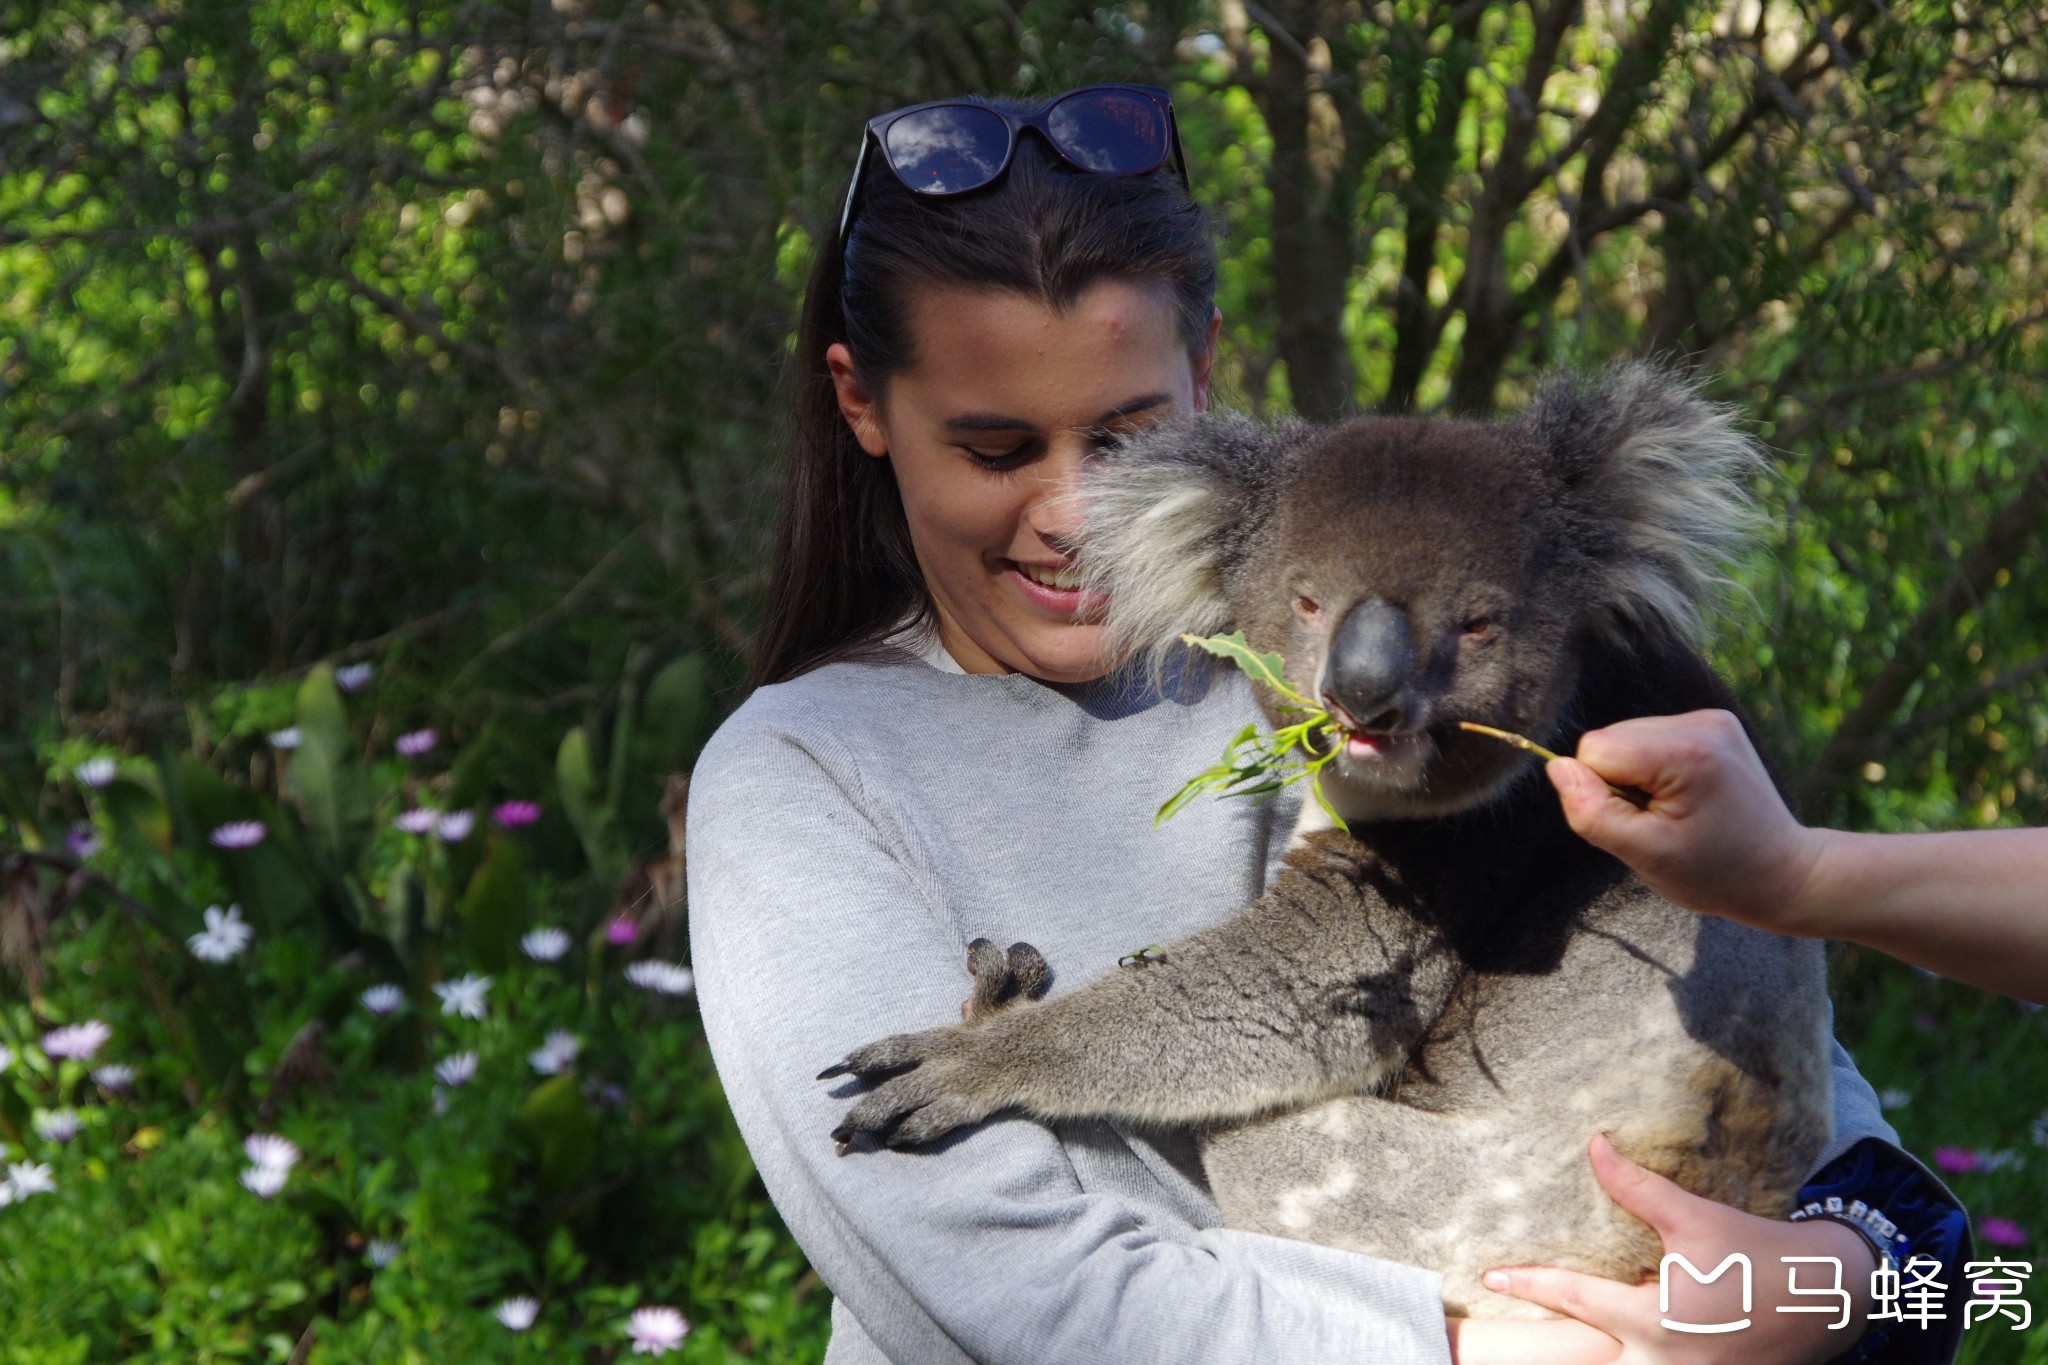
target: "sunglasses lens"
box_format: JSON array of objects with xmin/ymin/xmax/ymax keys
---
[
  {"xmin": 1047, "ymin": 89, "xmax": 1169, "ymax": 174},
  {"xmin": 883, "ymin": 105, "xmax": 1012, "ymax": 195}
]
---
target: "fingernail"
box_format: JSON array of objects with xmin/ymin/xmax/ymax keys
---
[{"xmin": 1483, "ymin": 1270, "xmax": 1509, "ymax": 1291}]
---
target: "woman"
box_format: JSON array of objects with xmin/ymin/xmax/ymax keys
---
[{"xmin": 686, "ymin": 85, "xmax": 1965, "ymax": 1364}]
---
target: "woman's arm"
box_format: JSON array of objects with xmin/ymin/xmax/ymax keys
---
[
  {"xmin": 687, "ymin": 713, "xmax": 1455, "ymax": 1365},
  {"xmin": 1547, "ymin": 709, "xmax": 2048, "ymax": 1003}
]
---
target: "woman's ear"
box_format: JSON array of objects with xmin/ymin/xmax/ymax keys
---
[
  {"xmin": 1191, "ymin": 306, "xmax": 1222, "ymax": 414},
  {"xmin": 825, "ymin": 343, "xmax": 889, "ymax": 457}
]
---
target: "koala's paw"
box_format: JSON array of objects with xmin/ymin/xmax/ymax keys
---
[
  {"xmin": 818, "ymin": 1026, "xmax": 1006, "ymax": 1151},
  {"xmin": 961, "ymin": 938, "xmax": 1050, "ymax": 1023}
]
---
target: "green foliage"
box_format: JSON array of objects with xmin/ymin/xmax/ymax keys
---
[{"xmin": 2, "ymin": 0, "xmax": 2046, "ymax": 1354}]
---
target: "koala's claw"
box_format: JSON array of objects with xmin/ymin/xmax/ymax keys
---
[
  {"xmin": 822, "ymin": 1023, "xmax": 1006, "ymax": 1149},
  {"xmin": 962, "ymin": 938, "xmax": 1051, "ymax": 1023},
  {"xmin": 820, "ymin": 1028, "xmax": 943, "ymax": 1082},
  {"xmin": 831, "ymin": 1062, "xmax": 993, "ymax": 1149}
]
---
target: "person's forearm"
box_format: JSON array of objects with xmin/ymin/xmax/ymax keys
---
[{"xmin": 1799, "ymin": 828, "xmax": 2048, "ymax": 1002}]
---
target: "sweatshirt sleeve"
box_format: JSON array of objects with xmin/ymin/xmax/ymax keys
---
[{"xmin": 686, "ymin": 709, "xmax": 1454, "ymax": 1365}]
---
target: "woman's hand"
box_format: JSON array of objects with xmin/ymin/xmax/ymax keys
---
[{"xmin": 1455, "ymin": 1135, "xmax": 1876, "ymax": 1365}]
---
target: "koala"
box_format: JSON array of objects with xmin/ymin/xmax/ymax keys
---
[{"xmin": 821, "ymin": 364, "xmax": 1833, "ymax": 1316}]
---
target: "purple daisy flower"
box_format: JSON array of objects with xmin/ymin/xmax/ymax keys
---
[
  {"xmin": 1933, "ymin": 1146, "xmax": 1983, "ymax": 1174},
  {"xmin": 209, "ymin": 820, "xmax": 267, "ymax": 849},
  {"xmin": 604, "ymin": 914, "xmax": 639, "ymax": 945},
  {"xmin": 65, "ymin": 824, "xmax": 101, "ymax": 859},
  {"xmin": 1979, "ymin": 1216, "xmax": 2028, "ymax": 1247},
  {"xmin": 41, "ymin": 1020, "xmax": 112, "ymax": 1061},
  {"xmin": 492, "ymin": 799, "xmax": 542, "ymax": 828},
  {"xmin": 395, "ymin": 728, "xmax": 437, "ymax": 757}
]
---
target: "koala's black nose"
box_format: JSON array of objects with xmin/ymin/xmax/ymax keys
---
[{"xmin": 1324, "ymin": 598, "xmax": 1416, "ymax": 732}]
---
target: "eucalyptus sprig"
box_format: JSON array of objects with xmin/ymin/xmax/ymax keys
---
[
  {"xmin": 1156, "ymin": 634, "xmax": 1655, "ymax": 832},
  {"xmin": 1155, "ymin": 632, "xmax": 1351, "ymax": 832}
]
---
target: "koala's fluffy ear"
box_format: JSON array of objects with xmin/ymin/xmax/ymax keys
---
[
  {"xmin": 1527, "ymin": 362, "xmax": 1771, "ymax": 645},
  {"xmin": 1070, "ymin": 411, "xmax": 1310, "ymax": 670}
]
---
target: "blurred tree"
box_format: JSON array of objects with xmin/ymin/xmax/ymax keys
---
[{"xmin": 1, "ymin": 0, "xmax": 2043, "ymax": 843}]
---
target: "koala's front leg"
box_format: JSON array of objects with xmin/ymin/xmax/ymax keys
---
[{"xmin": 823, "ymin": 859, "xmax": 1461, "ymax": 1148}]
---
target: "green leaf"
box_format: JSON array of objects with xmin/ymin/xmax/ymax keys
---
[
  {"xmin": 287, "ymin": 664, "xmax": 372, "ymax": 872},
  {"xmin": 1180, "ymin": 631, "xmax": 1303, "ymax": 703},
  {"xmin": 102, "ymin": 775, "xmax": 172, "ymax": 855},
  {"xmin": 518, "ymin": 1072, "xmax": 598, "ymax": 1200},
  {"xmin": 636, "ymin": 651, "xmax": 718, "ymax": 775},
  {"xmin": 1310, "ymin": 774, "xmax": 1350, "ymax": 834},
  {"xmin": 457, "ymin": 837, "xmax": 529, "ymax": 973},
  {"xmin": 556, "ymin": 726, "xmax": 627, "ymax": 886}
]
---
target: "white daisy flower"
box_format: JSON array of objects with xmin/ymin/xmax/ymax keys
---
[
  {"xmin": 521, "ymin": 927, "xmax": 571, "ymax": 962},
  {"xmin": 361, "ymin": 983, "xmax": 406, "ymax": 1016},
  {"xmin": 208, "ymin": 819, "xmax": 267, "ymax": 849},
  {"xmin": 240, "ymin": 1163, "xmax": 289, "ymax": 1198},
  {"xmin": 433, "ymin": 973, "xmax": 492, "ymax": 1020},
  {"xmin": 0, "ymin": 1183, "xmax": 12, "ymax": 1208},
  {"xmin": 394, "ymin": 807, "xmax": 439, "ymax": 835},
  {"xmin": 0, "ymin": 1043, "xmax": 13, "ymax": 1073},
  {"xmin": 187, "ymin": 903, "xmax": 254, "ymax": 963},
  {"xmin": 334, "ymin": 662, "xmax": 375, "ymax": 692},
  {"xmin": 34, "ymin": 1109, "xmax": 82, "ymax": 1144},
  {"xmin": 433, "ymin": 810, "xmax": 475, "ymax": 843},
  {"xmin": 626, "ymin": 1305, "xmax": 691, "ymax": 1355},
  {"xmin": 75, "ymin": 757, "xmax": 117, "ymax": 789},
  {"xmin": 268, "ymin": 727, "xmax": 303, "ymax": 749},
  {"xmin": 434, "ymin": 1051, "xmax": 479, "ymax": 1087},
  {"xmin": 494, "ymin": 1296, "xmax": 541, "ymax": 1331},
  {"xmin": 529, "ymin": 1030, "xmax": 580, "ymax": 1076},
  {"xmin": 244, "ymin": 1133, "xmax": 301, "ymax": 1172},
  {"xmin": 624, "ymin": 960, "xmax": 696, "ymax": 997},
  {"xmin": 366, "ymin": 1239, "xmax": 401, "ymax": 1267},
  {"xmin": 41, "ymin": 1019, "xmax": 112, "ymax": 1061},
  {"xmin": 1877, "ymin": 1088, "xmax": 1911, "ymax": 1111},
  {"xmin": 92, "ymin": 1063, "xmax": 136, "ymax": 1093},
  {"xmin": 7, "ymin": 1161, "xmax": 57, "ymax": 1199}
]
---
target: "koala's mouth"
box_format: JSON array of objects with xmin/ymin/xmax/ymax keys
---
[{"xmin": 1320, "ymin": 696, "xmax": 1434, "ymax": 782}]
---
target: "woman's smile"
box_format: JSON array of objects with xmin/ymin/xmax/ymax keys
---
[{"xmin": 1003, "ymin": 558, "xmax": 1109, "ymax": 619}]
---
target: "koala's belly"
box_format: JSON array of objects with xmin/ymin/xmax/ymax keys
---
[{"xmin": 1198, "ymin": 898, "xmax": 1834, "ymax": 1317}]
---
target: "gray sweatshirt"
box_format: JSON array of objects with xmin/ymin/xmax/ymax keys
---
[{"xmin": 685, "ymin": 638, "xmax": 1900, "ymax": 1365}]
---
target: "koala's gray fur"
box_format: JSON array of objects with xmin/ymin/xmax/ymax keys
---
[{"xmin": 823, "ymin": 363, "xmax": 1831, "ymax": 1316}]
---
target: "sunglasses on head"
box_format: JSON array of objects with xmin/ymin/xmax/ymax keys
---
[{"xmin": 836, "ymin": 83, "xmax": 1190, "ymax": 242}]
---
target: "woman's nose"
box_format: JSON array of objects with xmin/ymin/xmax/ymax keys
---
[{"xmin": 1027, "ymin": 457, "xmax": 1087, "ymax": 557}]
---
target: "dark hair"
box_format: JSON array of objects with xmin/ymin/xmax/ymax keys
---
[{"xmin": 752, "ymin": 97, "xmax": 1219, "ymax": 687}]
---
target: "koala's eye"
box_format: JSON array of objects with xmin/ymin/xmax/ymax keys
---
[
  {"xmin": 1461, "ymin": 616, "xmax": 1494, "ymax": 639},
  {"xmin": 1294, "ymin": 595, "xmax": 1321, "ymax": 619}
]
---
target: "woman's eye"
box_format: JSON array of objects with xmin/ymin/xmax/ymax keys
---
[
  {"xmin": 1084, "ymin": 424, "xmax": 1142, "ymax": 457},
  {"xmin": 965, "ymin": 445, "xmax": 1033, "ymax": 471}
]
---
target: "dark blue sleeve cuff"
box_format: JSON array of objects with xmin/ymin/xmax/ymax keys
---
[{"xmin": 1793, "ymin": 1136, "xmax": 1975, "ymax": 1365}]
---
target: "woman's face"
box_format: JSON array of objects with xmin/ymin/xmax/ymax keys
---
[{"xmin": 828, "ymin": 278, "xmax": 1216, "ymax": 682}]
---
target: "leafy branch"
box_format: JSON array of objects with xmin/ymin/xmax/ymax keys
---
[{"xmin": 1154, "ymin": 632, "xmax": 1349, "ymax": 832}]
